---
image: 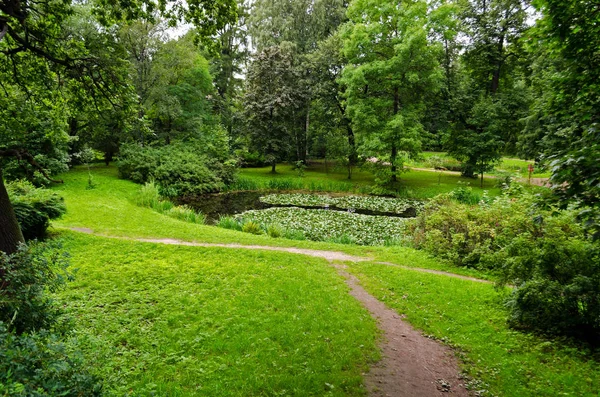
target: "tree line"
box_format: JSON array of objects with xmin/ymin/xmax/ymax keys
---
[{"xmin": 1, "ymin": 0, "xmax": 599, "ymax": 255}]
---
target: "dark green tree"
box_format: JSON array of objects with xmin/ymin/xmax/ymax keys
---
[
  {"xmin": 0, "ymin": 0, "xmax": 237, "ymax": 254},
  {"xmin": 244, "ymin": 44, "xmax": 308, "ymax": 172},
  {"xmin": 341, "ymin": 0, "xmax": 442, "ymax": 183},
  {"xmin": 524, "ymin": 0, "xmax": 600, "ymax": 235}
]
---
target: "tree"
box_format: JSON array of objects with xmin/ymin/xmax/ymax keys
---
[
  {"xmin": 146, "ymin": 34, "xmax": 217, "ymax": 144},
  {"xmin": 244, "ymin": 44, "xmax": 308, "ymax": 173},
  {"xmin": 0, "ymin": 0, "xmax": 237, "ymax": 254},
  {"xmin": 308, "ymin": 33, "xmax": 356, "ymax": 178},
  {"xmin": 525, "ymin": 0, "xmax": 600, "ymax": 235},
  {"xmin": 341, "ymin": 0, "xmax": 442, "ymax": 182},
  {"xmin": 445, "ymin": 0, "xmax": 532, "ymax": 176},
  {"xmin": 247, "ymin": 0, "xmax": 349, "ymax": 163}
]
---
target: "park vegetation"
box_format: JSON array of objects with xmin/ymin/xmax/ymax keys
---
[{"xmin": 1, "ymin": 0, "xmax": 599, "ymax": 395}]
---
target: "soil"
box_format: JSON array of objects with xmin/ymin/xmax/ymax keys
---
[
  {"xmin": 336, "ymin": 266, "xmax": 469, "ymax": 396},
  {"xmin": 68, "ymin": 228, "xmax": 474, "ymax": 396}
]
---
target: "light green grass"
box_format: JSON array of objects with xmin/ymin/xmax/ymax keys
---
[
  {"xmin": 49, "ymin": 165, "xmax": 600, "ymax": 396},
  {"xmin": 56, "ymin": 232, "xmax": 378, "ymax": 396},
  {"xmin": 407, "ymin": 152, "xmax": 551, "ymax": 178},
  {"xmin": 496, "ymin": 157, "xmax": 551, "ymax": 178},
  {"xmin": 239, "ymin": 162, "xmax": 501, "ymax": 199},
  {"xmin": 345, "ymin": 262, "xmax": 600, "ymax": 397},
  {"xmin": 51, "ymin": 166, "xmax": 491, "ymax": 278}
]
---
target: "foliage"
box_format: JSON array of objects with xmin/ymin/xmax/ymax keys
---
[
  {"xmin": 7, "ymin": 181, "xmax": 67, "ymax": 241},
  {"xmin": 409, "ymin": 189, "xmax": 600, "ymax": 340},
  {"xmin": 243, "ymin": 44, "xmax": 308, "ymax": 171},
  {"xmin": 524, "ymin": 0, "xmax": 600, "ymax": 237},
  {"xmin": 341, "ymin": 0, "xmax": 442, "ymax": 182},
  {"xmin": 0, "ymin": 243, "xmax": 70, "ymax": 335},
  {"xmin": 236, "ymin": 207, "xmax": 407, "ymax": 246},
  {"xmin": 118, "ymin": 142, "xmax": 236, "ymax": 196},
  {"xmin": 260, "ymin": 193, "xmax": 423, "ymax": 215},
  {"xmin": 0, "ymin": 323, "xmax": 103, "ymax": 397},
  {"xmin": 134, "ymin": 182, "xmax": 206, "ymax": 225}
]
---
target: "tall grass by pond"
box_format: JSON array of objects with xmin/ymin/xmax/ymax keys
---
[{"xmin": 135, "ymin": 181, "xmax": 206, "ymax": 224}]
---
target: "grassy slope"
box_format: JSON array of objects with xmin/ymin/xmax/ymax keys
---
[
  {"xmin": 346, "ymin": 263, "xmax": 599, "ymax": 397},
  {"xmin": 51, "ymin": 166, "xmax": 599, "ymax": 396},
  {"xmin": 58, "ymin": 232, "xmax": 378, "ymax": 396},
  {"xmin": 407, "ymin": 152, "xmax": 551, "ymax": 178},
  {"xmin": 52, "ymin": 166, "xmax": 489, "ymax": 280}
]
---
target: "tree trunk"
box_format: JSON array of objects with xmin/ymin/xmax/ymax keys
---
[
  {"xmin": 304, "ymin": 103, "xmax": 310, "ymax": 162},
  {"xmin": 391, "ymin": 86, "xmax": 399, "ymax": 182},
  {"xmin": 0, "ymin": 169, "xmax": 25, "ymax": 255},
  {"xmin": 480, "ymin": 171, "xmax": 484, "ymax": 188},
  {"xmin": 391, "ymin": 143, "xmax": 398, "ymax": 182},
  {"xmin": 271, "ymin": 161, "xmax": 276, "ymax": 173}
]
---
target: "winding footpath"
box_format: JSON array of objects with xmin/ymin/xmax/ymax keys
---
[{"xmin": 69, "ymin": 227, "xmax": 474, "ymax": 396}]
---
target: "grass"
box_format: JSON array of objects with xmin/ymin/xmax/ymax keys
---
[
  {"xmin": 239, "ymin": 162, "xmax": 502, "ymax": 199},
  {"xmin": 48, "ymin": 165, "xmax": 600, "ymax": 396},
  {"xmin": 406, "ymin": 152, "xmax": 551, "ymax": 179},
  {"xmin": 56, "ymin": 232, "xmax": 378, "ymax": 396},
  {"xmin": 345, "ymin": 262, "xmax": 600, "ymax": 397},
  {"xmin": 50, "ymin": 165, "xmax": 491, "ymax": 280}
]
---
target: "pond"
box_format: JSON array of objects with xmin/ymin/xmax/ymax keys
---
[{"xmin": 177, "ymin": 191, "xmax": 418, "ymax": 224}]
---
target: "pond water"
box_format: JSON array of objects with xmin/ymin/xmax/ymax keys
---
[{"xmin": 177, "ymin": 191, "xmax": 417, "ymax": 224}]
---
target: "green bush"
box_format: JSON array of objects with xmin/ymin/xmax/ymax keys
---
[
  {"xmin": 0, "ymin": 242, "xmax": 69, "ymax": 334},
  {"xmin": 266, "ymin": 224, "xmax": 283, "ymax": 238},
  {"xmin": 409, "ymin": 190, "xmax": 600, "ymax": 341},
  {"xmin": 0, "ymin": 243, "xmax": 102, "ymax": 395},
  {"xmin": 241, "ymin": 220, "xmax": 263, "ymax": 235},
  {"xmin": 7, "ymin": 180, "xmax": 66, "ymax": 241},
  {"xmin": 118, "ymin": 143, "xmax": 236, "ymax": 196},
  {"xmin": 217, "ymin": 216, "xmax": 243, "ymax": 231},
  {"xmin": 0, "ymin": 323, "xmax": 103, "ymax": 396}
]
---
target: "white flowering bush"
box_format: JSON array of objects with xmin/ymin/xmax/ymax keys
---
[
  {"xmin": 259, "ymin": 193, "xmax": 423, "ymax": 215},
  {"xmin": 235, "ymin": 207, "xmax": 407, "ymax": 245}
]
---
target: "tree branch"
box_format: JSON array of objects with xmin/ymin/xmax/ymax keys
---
[{"xmin": 0, "ymin": 149, "xmax": 64, "ymax": 184}]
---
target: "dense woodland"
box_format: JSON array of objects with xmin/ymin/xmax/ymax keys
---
[{"xmin": 1, "ymin": 0, "xmax": 600, "ymax": 395}]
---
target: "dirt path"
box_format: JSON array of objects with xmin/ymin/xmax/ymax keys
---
[
  {"xmin": 69, "ymin": 228, "xmax": 490, "ymax": 284},
  {"xmin": 68, "ymin": 227, "xmax": 473, "ymax": 396}
]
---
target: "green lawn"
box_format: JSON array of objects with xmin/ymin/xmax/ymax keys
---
[
  {"xmin": 48, "ymin": 165, "xmax": 599, "ymax": 396},
  {"xmin": 406, "ymin": 152, "xmax": 551, "ymax": 178},
  {"xmin": 239, "ymin": 161, "xmax": 502, "ymax": 199},
  {"xmin": 57, "ymin": 232, "xmax": 378, "ymax": 396},
  {"xmin": 346, "ymin": 262, "xmax": 600, "ymax": 397}
]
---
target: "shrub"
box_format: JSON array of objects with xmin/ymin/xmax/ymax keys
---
[
  {"xmin": 241, "ymin": 221, "xmax": 263, "ymax": 235},
  {"xmin": 165, "ymin": 205, "xmax": 206, "ymax": 224},
  {"xmin": 133, "ymin": 182, "xmax": 205, "ymax": 224},
  {"xmin": 0, "ymin": 242, "xmax": 69, "ymax": 334},
  {"xmin": 409, "ymin": 190, "xmax": 600, "ymax": 341},
  {"xmin": 0, "ymin": 323, "xmax": 103, "ymax": 396},
  {"xmin": 118, "ymin": 143, "xmax": 236, "ymax": 196},
  {"xmin": 0, "ymin": 243, "xmax": 102, "ymax": 395},
  {"xmin": 217, "ymin": 216, "xmax": 243, "ymax": 231},
  {"xmin": 449, "ymin": 185, "xmax": 481, "ymax": 205},
  {"xmin": 267, "ymin": 224, "xmax": 283, "ymax": 238},
  {"xmin": 7, "ymin": 180, "xmax": 66, "ymax": 241}
]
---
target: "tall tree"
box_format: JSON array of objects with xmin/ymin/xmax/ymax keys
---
[
  {"xmin": 525, "ymin": 0, "xmax": 600, "ymax": 235},
  {"xmin": 244, "ymin": 44, "xmax": 308, "ymax": 172},
  {"xmin": 445, "ymin": 0, "xmax": 531, "ymax": 178},
  {"xmin": 341, "ymin": 0, "xmax": 442, "ymax": 182},
  {"xmin": 247, "ymin": 0, "xmax": 348, "ymax": 163},
  {"xmin": 308, "ymin": 33, "xmax": 356, "ymax": 178}
]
